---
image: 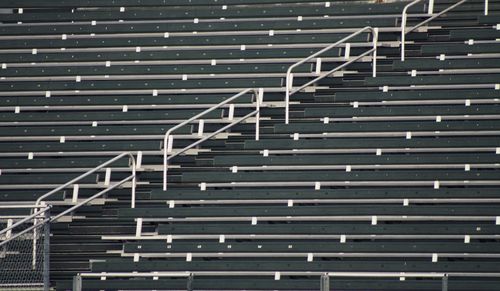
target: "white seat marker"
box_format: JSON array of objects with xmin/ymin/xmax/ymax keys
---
[
  {"xmin": 432, "ymin": 253, "xmax": 438, "ymax": 262},
  {"xmin": 314, "ymin": 182, "xmax": 321, "ymax": 190},
  {"xmin": 274, "ymin": 272, "xmax": 281, "ymax": 280}
]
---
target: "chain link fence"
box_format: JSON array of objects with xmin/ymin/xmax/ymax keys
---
[{"xmin": 0, "ymin": 208, "xmax": 50, "ymax": 291}]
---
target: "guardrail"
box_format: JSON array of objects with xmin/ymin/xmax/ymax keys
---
[
  {"xmin": 72, "ymin": 271, "xmax": 500, "ymax": 291},
  {"xmin": 163, "ymin": 88, "xmax": 264, "ymax": 190},
  {"xmin": 285, "ymin": 26, "xmax": 378, "ymax": 124}
]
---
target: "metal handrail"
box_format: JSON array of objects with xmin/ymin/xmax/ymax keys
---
[
  {"xmin": 163, "ymin": 88, "xmax": 264, "ymax": 190},
  {"xmin": 72, "ymin": 270, "xmax": 500, "ymax": 291},
  {"xmin": 285, "ymin": 26, "xmax": 378, "ymax": 124},
  {"xmin": 34, "ymin": 152, "xmax": 137, "ymax": 209},
  {"xmin": 400, "ymin": 0, "xmax": 469, "ymax": 61},
  {"xmin": 75, "ymin": 270, "xmax": 500, "ymax": 278}
]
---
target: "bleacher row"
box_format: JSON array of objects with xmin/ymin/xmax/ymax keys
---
[{"xmin": 0, "ymin": 0, "xmax": 500, "ymax": 290}]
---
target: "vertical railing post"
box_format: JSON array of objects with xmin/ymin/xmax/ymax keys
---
[
  {"xmin": 441, "ymin": 274, "xmax": 448, "ymax": 291},
  {"xmin": 428, "ymin": 0, "xmax": 435, "ymax": 14},
  {"xmin": 285, "ymin": 72, "xmax": 293, "ymax": 124},
  {"xmin": 372, "ymin": 28, "xmax": 378, "ymax": 77},
  {"xmin": 131, "ymin": 154, "xmax": 137, "ymax": 208},
  {"xmin": 163, "ymin": 134, "xmax": 174, "ymax": 191},
  {"xmin": 255, "ymin": 88, "xmax": 264, "ymax": 141},
  {"xmin": 187, "ymin": 273, "xmax": 194, "ymax": 291},
  {"xmin": 320, "ymin": 273, "xmax": 330, "ymax": 291},
  {"xmin": 43, "ymin": 209, "xmax": 50, "ymax": 291},
  {"xmin": 401, "ymin": 12, "xmax": 407, "ymax": 61},
  {"xmin": 72, "ymin": 274, "xmax": 82, "ymax": 291},
  {"xmin": 484, "ymin": 0, "xmax": 488, "ymax": 15}
]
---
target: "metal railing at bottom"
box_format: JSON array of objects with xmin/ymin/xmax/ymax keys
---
[{"xmin": 72, "ymin": 271, "xmax": 500, "ymax": 291}]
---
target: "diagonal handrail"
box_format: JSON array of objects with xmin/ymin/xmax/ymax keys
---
[
  {"xmin": 400, "ymin": 0, "xmax": 469, "ymax": 61},
  {"xmin": 163, "ymin": 88, "xmax": 264, "ymax": 190},
  {"xmin": 34, "ymin": 151, "xmax": 137, "ymax": 209},
  {"xmin": 285, "ymin": 26, "xmax": 378, "ymax": 124}
]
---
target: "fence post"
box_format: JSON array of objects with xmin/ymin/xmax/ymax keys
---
[
  {"xmin": 43, "ymin": 210, "xmax": 51, "ymax": 291},
  {"xmin": 320, "ymin": 273, "xmax": 330, "ymax": 291}
]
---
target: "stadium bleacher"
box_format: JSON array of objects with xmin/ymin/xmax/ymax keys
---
[{"xmin": 0, "ymin": 0, "xmax": 500, "ymax": 290}]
